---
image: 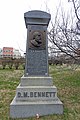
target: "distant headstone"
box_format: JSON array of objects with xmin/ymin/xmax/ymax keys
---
[{"xmin": 10, "ymin": 10, "xmax": 63, "ymax": 118}]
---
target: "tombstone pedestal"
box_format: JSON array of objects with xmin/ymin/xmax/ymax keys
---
[
  {"xmin": 10, "ymin": 76, "xmax": 63, "ymax": 118},
  {"xmin": 20, "ymin": 76, "xmax": 53, "ymax": 86},
  {"xmin": 10, "ymin": 75, "xmax": 63, "ymax": 118},
  {"xmin": 10, "ymin": 10, "xmax": 63, "ymax": 118},
  {"xmin": 10, "ymin": 98, "xmax": 63, "ymax": 118}
]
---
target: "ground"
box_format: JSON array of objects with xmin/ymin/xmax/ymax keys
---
[{"xmin": 0, "ymin": 65, "xmax": 80, "ymax": 120}]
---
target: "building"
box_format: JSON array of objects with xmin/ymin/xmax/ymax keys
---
[
  {"xmin": 2, "ymin": 47, "xmax": 21, "ymax": 59},
  {"xmin": 3, "ymin": 47, "xmax": 13, "ymax": 58},
  {"xmin": 13, "ymin": 49, "xmax": 21, "ymax": 59}
]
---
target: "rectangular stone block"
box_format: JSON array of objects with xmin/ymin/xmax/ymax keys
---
[
  {"xmin": 25, "ymin": 50, "xmax": 48, "ymax": 76},
  {"xmin": 10, "ymin": 97, "xmax": 63, "ymax": 118},
  {"xmin": 16, "ymin": 84, "xmax": 57, "ymax": 101},
  {"xmin": 24, "ymin": 11, "xmax": 51, "ymax": 27},
  {"xmin": 20, "ymin": 76, "xmax": 53, "ymax": 86},
  {"xmin": 24, "ymin": 24, "xmax": 48, "ymax": 76}
]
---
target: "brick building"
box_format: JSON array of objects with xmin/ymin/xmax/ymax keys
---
[
  {"xmin": 3, "ymin": 47, "xmax": 13, "ymax": 58},
  {"xmin": 2, "ymin": 47, "xmax": 21, "ymax": 58}
]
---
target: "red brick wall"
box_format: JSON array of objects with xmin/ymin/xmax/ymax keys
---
[{"xmin": 3, "ymin": 47, "xmax": 13, "ymax": 57}]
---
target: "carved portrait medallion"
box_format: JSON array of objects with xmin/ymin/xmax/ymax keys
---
[{"xmin": 29, "ymin": 30, "xmax": 46, "ymax": 50}]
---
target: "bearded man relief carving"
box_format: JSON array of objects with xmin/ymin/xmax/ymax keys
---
[
  {"xmin": 29, "ymin": 30, "xmax": 46, "ymax": 50},
  {"xmin": 31, "ymin": 32, "xmax": 42, "ymax": 47}
]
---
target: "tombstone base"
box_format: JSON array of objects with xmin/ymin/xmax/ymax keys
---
[
  {"xmin": 20, "ymin": 76, "xmax": 53, "ymax": 86},
  {"xmin": 10, "ymin": 97, "xmax": 63, "ymax": 118},
  {"xmin": 10, "ymin": 76, "xmax": 63, "ymax": 118}
]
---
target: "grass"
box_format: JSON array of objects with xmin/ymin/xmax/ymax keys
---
[{"xmin": 0, "ymin": 65, "xmax": 80, "ymax": 120}]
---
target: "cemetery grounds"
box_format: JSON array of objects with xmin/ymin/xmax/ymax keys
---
[{"xmin": 0, "ymin": 64, "xmax": 80, "ymax": 120}]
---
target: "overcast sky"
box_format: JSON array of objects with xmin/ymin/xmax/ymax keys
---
[{"xmin": 0, "ymin": 0, "xmax": 73, "ymax": 55}]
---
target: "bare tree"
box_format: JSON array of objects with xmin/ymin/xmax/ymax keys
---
[
  {"xmin": 68, "ymin": 0, "xmax": 80, "ymax": 21},
  {"xmin": 48, "ymin": 0, "xmax": 80, "ymax": 61}
]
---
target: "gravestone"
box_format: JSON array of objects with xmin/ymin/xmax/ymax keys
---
[{"xmin": 10, "ymin": 10, "xmax": 63, "ymax": 118}]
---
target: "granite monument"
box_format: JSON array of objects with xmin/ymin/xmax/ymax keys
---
[{"xmin": 10, "ymin": 10, "xmax": 63, "ymax": 118}]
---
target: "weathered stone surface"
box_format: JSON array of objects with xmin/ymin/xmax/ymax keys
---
[
  {"xmin": 25, "ymin": 24, "xmax": 48, "ymax": 76},
  {"xmin": 10, "ymin": 97, "xmax": 63, "ymax": 118},
  {"xmin": 20, "ymin": 76, "xmax": 53, "ymax": 86},
  {"xmin": 16, "ymin": 84, "xmax": 57, "ymax": 101},
  {"xmin": 24, "ymin": 10, "xmax": 51, "ymax": 28},
  {"xmin": 25, "ymin": 50, "xmax": 48, "ymax": 76}
]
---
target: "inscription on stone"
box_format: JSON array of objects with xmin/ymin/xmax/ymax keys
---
[
  {"xmin": 17, "ymin": 92, "xmax": 55, "ymax": 98},
  {"xmin": 27, "ymin": 50, "xmax": 48, "ymax": 75}
]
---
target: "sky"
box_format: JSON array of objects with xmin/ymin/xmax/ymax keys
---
[{"xmin": 0, "ymin": 0, "xmax": 73, "ymax": 55}]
